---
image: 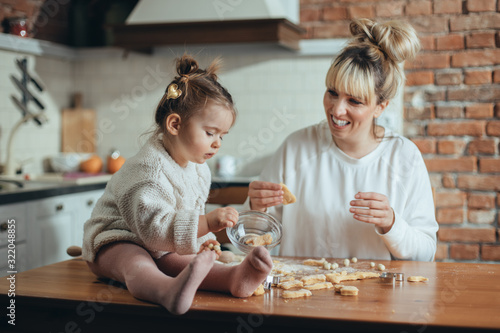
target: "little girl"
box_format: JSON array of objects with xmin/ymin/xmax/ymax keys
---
[{"xmin": 82, "ymin": 55, "xmax": 273, "ymax": 315}]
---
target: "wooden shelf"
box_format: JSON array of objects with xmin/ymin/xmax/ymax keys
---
[
  {"xmin": 110, "ymin": 18, "xmax": 306, "ymax": 52},
  {"xmin": 0, "ymin": 33, "xmax": 75, "ymax": 58}
]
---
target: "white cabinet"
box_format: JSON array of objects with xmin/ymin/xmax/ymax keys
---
[
  {"xmin": 37, "ymin": 213, "xmax": 76, "ymax": 267},
  {"xmin": 27, "ymin": 195, "xmax": 76, "ymax": 269},
  {"xmin": 71, "ymin": 190, "xmax": 102, "ymax": 247},
  {"xmin": 1, "ymin": 188, "xmax": 105, "ymax": 272},
  {"xmin": 26, "ymin": 189, "xmax": 105, "ymax": 270},
  {"xmin": 0, "ymin": 202, "xmax": 28, "ymax": 274}
]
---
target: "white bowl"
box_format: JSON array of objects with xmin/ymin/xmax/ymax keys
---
[
  {"xmin": 226, "ymin": 210, "xmax": 282, "ymax": 254},
  {"xmin": 50, "ymin": 153, "xmax": 91, "ymax": 173}
]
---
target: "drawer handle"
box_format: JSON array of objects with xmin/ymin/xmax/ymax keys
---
[
  {"xmin": 56, "ymin": 204, "xmax": 64, "ymax": 211},
  {"xmin": 0, "ymin": 222, "xmax": 7, "ymax": 232},
  {"xmin": 87, "ymin": 199, "xmax": 94, "ymax": 206}
]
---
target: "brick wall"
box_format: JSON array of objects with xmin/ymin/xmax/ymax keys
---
[
  {"xmin": 301, "ymin": 0, "xmax": 500, "ymax": 262},
  {"xmin": 0, "ymin": 0, "xmax": 44, "ymax": 35}
]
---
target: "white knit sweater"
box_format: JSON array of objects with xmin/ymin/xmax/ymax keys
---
[
  {"xmin": 82, "ymin": 134, "xmax": 215, "ymax": 262},
  {"xmin": 244, "ymin": 121, "xmax": 438, "ymax": 261}
]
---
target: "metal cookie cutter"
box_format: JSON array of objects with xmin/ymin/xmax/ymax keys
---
[
  {"xmin": 263, "ymin": 275, "xmax": 281, "ymax": 289},
  {"xmin": 380, "ymin": 272, "xmax": 405, "ymax": 283}
]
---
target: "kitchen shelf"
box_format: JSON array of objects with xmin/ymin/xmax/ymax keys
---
[
  {"xmin": 111, "ymin": 18, "xmax": 306, "ymax": 52},
  {"xmin": 0, "ymin": 32, "xmax": 75, "ymax": 59},
  {"xmin": 0, "ymin": 31, "xmax": 347, "ymax": 59}
]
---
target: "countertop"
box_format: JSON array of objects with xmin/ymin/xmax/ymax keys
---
[
  {"xmin": 1, "ymin": 257, "xmax": 499, "ymax": 332},
  {"xmin": 0, "ymin": 179, "xmax": 108, "ymax": 205},
  {"xmin": 0, "ymin": 174, "xmax": 254, "ymax": 205}
]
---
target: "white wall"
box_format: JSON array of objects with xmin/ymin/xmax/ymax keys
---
[
  {"xmin": 0, "ymin": 41, "xmax": 403, "ymax": 177},
  {"xmin": 0, "ymin": 49, "xmax": 73, "ymax": 174},
  {"xmin": 72, "ymin": 47, "xmax": 332, "ymax": 176}
]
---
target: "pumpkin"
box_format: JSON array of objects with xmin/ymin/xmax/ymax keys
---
[
  {"xmin": 80, "ymin": 155, "xmax": 103, "ymax": 174},
  {"xmin": 107, "ymin": 155, "xmax": 125, "ymax": 174}
]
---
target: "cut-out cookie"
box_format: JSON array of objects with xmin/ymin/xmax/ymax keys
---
[
  {"xmin": 281, "ymin": 289, "xmax": 312, "ymax": 299},
  {"xmin": 407, "ymin": 275, "xmax": 429, "ymax": 282},
  {"xmin": 280, "ymin": 183, "xmax": 296, "ymax": 205}
]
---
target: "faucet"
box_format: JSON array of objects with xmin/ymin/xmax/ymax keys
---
[{"xmin": 3, "ymin": 112, "xmax": 47, "ymax": 176}]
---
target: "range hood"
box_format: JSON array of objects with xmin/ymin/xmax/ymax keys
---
[{"xmin": 111, "ymin": 0, "xmax": 305, "ymax": 52}]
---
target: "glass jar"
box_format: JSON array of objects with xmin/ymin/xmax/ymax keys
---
[{"xmin": 6, "ymin": 17, "xmax": 28, "ymax": 37}]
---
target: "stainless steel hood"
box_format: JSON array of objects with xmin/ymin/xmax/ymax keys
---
[{"xmin": 110, "ymin": 0, "xmax": 305, "ymax": 52}]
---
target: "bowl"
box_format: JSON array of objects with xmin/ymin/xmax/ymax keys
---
[
  {"xmin": 226, "ymin": 210, "xmax": 282, "ymax": 254},
  {"xmin": 50, "ymin": 153, "xmax": 92, "ymax": 173}
]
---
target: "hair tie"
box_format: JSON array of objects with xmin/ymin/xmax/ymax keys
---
[{"xmin": 166, "ymin": 83, "xmax": 182, "ymax": 100}]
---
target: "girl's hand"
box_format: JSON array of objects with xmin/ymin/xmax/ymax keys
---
[
  {"xmin": 198, "ymin": 239, "xmax": 221, "ymax": 259},
  {"xmin": 205, "ymin": 207, "xmax": 239, "ymax": 232},
  {"xmin": 248, "ymin": 181, "xmax": 283, "ymax": 211},
  {"xmin": 349, "ymin": 192, "xmax": 395, "ymax": 234}
]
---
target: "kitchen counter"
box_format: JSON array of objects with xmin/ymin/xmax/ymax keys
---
[
  {"xmin": 1, "ymin": 257, "xmax": 499, "ymax": 332},
  {"xmin": 0, "ymin": 178, "xmax": 108, "ymax": 205},
  {"xmin": 0, "ymin": 175, "xmax": 253, "ymax": 205},
  {"xmin": 211, "ymin": 176, "xmax": 255, "ymax": 188}
]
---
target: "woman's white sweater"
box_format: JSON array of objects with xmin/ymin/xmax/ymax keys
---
[{"xmin": 245, "ymin": 121, "xmax": 438, "ymax": 261}]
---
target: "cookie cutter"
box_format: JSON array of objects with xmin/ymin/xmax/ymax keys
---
[
  {"xmin": 263, "ymin": 275, "xmax": 280, "ymax": 289},
  {"xmin": 379, "ymin": 272, "xmax": 404, "ymax": 283}
]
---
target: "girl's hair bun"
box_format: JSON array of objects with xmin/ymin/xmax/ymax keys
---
[
  {"xmin": 176, "ymin": 54, "xmax": 200, "ymax": 76},
  {"xmin": 350, "ymin": 18, "xmax": 420, "ymax": 63}
]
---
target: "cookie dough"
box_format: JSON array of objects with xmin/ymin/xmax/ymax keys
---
[
  {"xmin": 280, "ymin": 183, "xmax": 296, "ymax": 205},
  {"xmin": 282, "ymin": 289, "xmax": 312, "ymax": 299},
  {"xmin": 245, "ymin": 233, "xmax": 273, "ymax": 246},
  {"xmin": 278, "ymin": 280, "xmax": 304, "ymax": 290},
  {"xmin": 407, "ymin": 275, "xmax": 429, "ymax": 282},
  {"xmin": 303, "ymin": 282, "xmax": 333, "ymax": 290},
  {"xmin": 300, "ymin": 274, "xmax": 326, "ymax": 286},
  {"xmin": 253, "ymin": 284, "xmax": 265, "ymax": 296},
  {"xmin": 340, "ymin": 286, "xmax": 358, "ymax": 296}
]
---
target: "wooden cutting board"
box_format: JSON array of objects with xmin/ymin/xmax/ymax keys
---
[{"xmin": 61, "ymin": 93, "xmax": 96, "ymax": 153}]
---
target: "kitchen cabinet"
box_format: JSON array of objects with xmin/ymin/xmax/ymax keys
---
[
  {"xmin": 0, "ymin": 202, "xmax": 27, "ymax": 273},
  {"xmin": 27, "ymin": 189, "xmax": 104, "ymax": 270},
  {"xmin": 0, "ymin": 188, "xmax": 104, "ymax": 272},
  {"xmin": 72, "ymin": 190, "xmax": 102, "ymax": 247}
]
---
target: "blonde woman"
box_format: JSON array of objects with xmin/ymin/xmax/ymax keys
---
[{"xmin": 246, "ymin": 19, "xmax": 438, "ymax": 261}]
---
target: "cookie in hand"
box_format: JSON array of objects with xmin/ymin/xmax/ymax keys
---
[{"xmin": 280, "ymin": 183, "xmax": 296, "ymax": 205}]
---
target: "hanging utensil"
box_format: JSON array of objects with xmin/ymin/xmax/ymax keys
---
[
  {"xmin": 11, "ymin": 75, "xmax": 45, "ymax": 110},
  {"xmin": 15, "ymin": 59, "xmax": 44, "ymax": 92},
  {"xmin": 10, "ymin": 95, "xmax": 45, "ymax": 125}
]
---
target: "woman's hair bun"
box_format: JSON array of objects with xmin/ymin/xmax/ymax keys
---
[{"xmin": 350, "ymin": 18, "xmax": 420, "ymax": 63}]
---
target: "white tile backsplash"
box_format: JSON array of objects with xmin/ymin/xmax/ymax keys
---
[
  {"xmin": 0, "ymin": 42, "xmax": 402, "ymax": 177},
  {"xmin": 70, "ymin": 50, "xmax": 334, "ymax": 174},
  {"xmin": 0, "ymin": 51, "xmax": 70, "ymax": 174}
]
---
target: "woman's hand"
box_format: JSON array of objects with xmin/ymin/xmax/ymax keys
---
[
  {"xmin": 205, "ymin": 207, "xmax": 239, "ymax": 232},
  {"xmin": 349, "ymin": 192, "xmax": 395, "ymax": 234},
  {"xmin": 198, "ymin": 239, "xmax": 221, "ymax": 259},
  {"xmin": 248, "ymin": 181, "xmax": 283, "ymax": 212}
]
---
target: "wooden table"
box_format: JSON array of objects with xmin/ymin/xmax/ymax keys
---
[{"xmin": 1, "ymin": 257, "xmax": 499, "ymax": 333}]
